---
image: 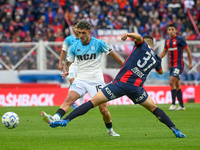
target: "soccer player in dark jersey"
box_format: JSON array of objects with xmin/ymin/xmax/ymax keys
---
[
  {"xmin": 160, "ymin": 24, "xmax": 193, "ymax": 111},
  {"xmin": 49, "ymin": 32, "xmax": 186, "ymax": 138}
]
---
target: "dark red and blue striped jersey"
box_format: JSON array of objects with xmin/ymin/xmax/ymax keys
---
[
  {"xmin": 164, "ymin": 34, "xmax": 188, "ymax": 69},
  {"xmin": 114, "ymin": 39, "xmax": 162, "ymax": 86}
]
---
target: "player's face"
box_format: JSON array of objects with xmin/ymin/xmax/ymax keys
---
[
  {"xmin": 167, "ymin": 27, "xmax": 177, "ymax": 37},
  {"xmin": 73, "ymin": 25, "xmax": 78, "ymax": 36},
  {"xmin": 78, "ymin": 28, "xmax": 91, "ymax": 44}
]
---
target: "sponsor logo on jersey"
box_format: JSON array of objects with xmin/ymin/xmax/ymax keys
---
[
  {"xmin": 131, "ymin": 67, "xmax": 144, "ymax": 78},
  {"xmin": 77, "ymin": 53, "xmax": 96, "ymax": 60},
  {"xmin": 77, "ymin": 49, "xmax": 80, "ymax": 51}
]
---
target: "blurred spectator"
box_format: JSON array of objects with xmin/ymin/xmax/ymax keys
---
[
  {"xmin": 90, "ymin": 0, "xmax": 101, "ymax": 17},
  {"xmin": 143, "ymin": 0, "xmax": 153, "ymax": 13},
  {"xmin": 168, "ymin": 0, "xmax": 181, "ymax": 14},
  {"xmin": 90, "ymin": 13, "xmax": 99, "ymax": 29},
  {"xmin": 186, "ymin": 29, "xmax": 198, "ymax": 40},
  {"xmin": 149, "ymin": 6, "xmax": 159, "ymax": 19},
  {"xmin": 45, "ymin": 7, "xmax": 57, "ymax": 24},
  {"xmin": 177, "ymin": 8, "xmax": 186, "ymax": 20}
]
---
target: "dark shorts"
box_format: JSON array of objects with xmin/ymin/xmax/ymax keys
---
[
  {"xmin": 101, "ymin": 81, "xmax": 148, "ymax": 104},
  {"xmin": 170, "ymin": 67, "xmax": 183, "ymax": 80}
]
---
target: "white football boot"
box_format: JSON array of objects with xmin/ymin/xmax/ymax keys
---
[
  {"xmin": 176, "ymin": 106, "xmax": 185, "ymax": 111},
  {"xmin": 168, "ymin": 104, "xmax": 176, "ymax": 111},
  {"xmin": 41, "ymin": 111, "xmax": 55, "ymax": 124},
  {"xmin": 107, "ymin": 128, "xmax": 120, "ymax": 136}
]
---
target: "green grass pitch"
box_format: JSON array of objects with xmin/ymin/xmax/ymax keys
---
[{"xmin": 0, "ymin": 103, "xmax": 200, "ymax": 150}]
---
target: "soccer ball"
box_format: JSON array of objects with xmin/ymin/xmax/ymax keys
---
[{"xmin": 2, "ymin": 112, "xmax": 19, "ymax": 129}]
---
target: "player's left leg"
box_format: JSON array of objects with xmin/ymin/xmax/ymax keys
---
[
  {"xmin": 140, "ymin": 96, "xmax": 186, "ymax": 138},
  {"xmin": 176, "ymin": 80, "xmax": 185, "ymax": 110},
  {"xmin": 169, "ymin": 76, "xmax": 179, "ymax": 110},
  {"xmin": 69, "ymin": 77, "xmax": 79, "ymax": 109}
]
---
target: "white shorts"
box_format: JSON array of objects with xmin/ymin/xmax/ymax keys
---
[
  {"xmin": 69, "ymin": 79, "xmax": 105, "ymax": 97},
  {"xmin": 68, "ymin": 66, "xmax": 78, "ymax": 80}
]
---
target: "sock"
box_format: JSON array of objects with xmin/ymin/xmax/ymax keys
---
[
  {"xmin": 64, "ymin": 100, "xmax": 94, "ymax": 121},
  {"xmin": 171, "ymin": 89, "xmax": 177, "ymax": 105},
  {"xmin": 105, "ymin": 122, "xmax": 112, "ymax": 130},
  {"xmin": 153, "ymin": 107, "xmax": 175, "ymax": 129},
  {"xmin": 54, "ymin": 108, "xmax": 65, "ymax": 120},
  {"xmin": 177, "ymin": 89, "xmax": 184, "ymax": 107}
]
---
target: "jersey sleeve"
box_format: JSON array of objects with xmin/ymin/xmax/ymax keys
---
[
  {"xmin": 99, "ymin": 40, "xmax": 112, "ymax": 55},
  {"xmin": 62, "ymin": 38, "xmax": 69, "ymax": 52},
  {"xmin": 66, "ymin": 45, "xmax": 75, "ymax": 63},
  {"xmin": 155, "ymin": 55, "xmax": 162, "ymax": 72},
  {"xmin": 179, "ymin": 36, "xmax": 188, "ymax": 48},
  {"xmin": 164, "ymin": 40, "xmax": 167, "ymax": 49}
]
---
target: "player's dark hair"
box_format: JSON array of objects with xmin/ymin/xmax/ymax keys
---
[
  {"xmin": 143, "ymin": 35, "xmax": 153, "ymax": 41},
  {"xmin": 73, "ymin": 20, "xmax": 79, "ymax": 26},
  {"xmin": 168, "ymin": 23, "xmax": 176, "ymax": 29},
  {"xmin": 77, "ymin": 20, "xmax": 92, "ymax": 30},
  {"xmin": 143, "ymin": 35, "xmax": 154, "ymax": 46}
]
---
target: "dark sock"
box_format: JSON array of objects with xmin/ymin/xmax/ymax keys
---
[
  {"xmin": 177, "ymin": 89, "xmax": 184, "ymax": 107},
  {"xmin": 153, "ymin": 107, "xmax": 175, "ymax": 129},
  {"xmin": 64, "ymin": 100, "xmax": 94, "ymax": 121},
  {"xmin": 105, "ymin": 122, "xmax": 112, "ymax": 129},
  {"xmin": 171, "ymin": 89, "xmax": 177, "ymax": 105},
  {"xmin": 55, "ymin": 108, "xmax": 65, "ymax": 118}
]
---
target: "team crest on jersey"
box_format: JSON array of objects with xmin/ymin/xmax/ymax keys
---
[
  {"xmin": 91, "ymin": 46, "xmax": 95, "ymax": 50},
  {"xmin": 173, "ymin": 42, "xmax": 176, "ymax": 45}
]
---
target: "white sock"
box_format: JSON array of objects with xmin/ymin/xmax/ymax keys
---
[{"xmin": 53, "ymin": 114, "xmax": 61, "ymax": 121}]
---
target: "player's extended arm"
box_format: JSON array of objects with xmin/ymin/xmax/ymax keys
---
[
  {"xmin": 108, "ymin": 50, "xmax": 124, "ymax": 66},
  {"xmin": 62, "ymin": 60, "xmax": 72, "ymax": 79},
  {"xmin": 121, "ymin": 32, "xmax": 143, "ymax": 43},
  {"xmin": 59, "ymin": 50, "xmax": 66, "ymax": 71},
  {"xmin": 159, "ymin": 48, "xmax": 168, "ymax": 58},
  {"xmin": 185, "ymin": 46, "xmax": 193, "ymax": 69}
]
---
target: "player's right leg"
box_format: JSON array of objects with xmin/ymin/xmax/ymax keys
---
[
  {"xmin": 41, "ymin": 90, "xmax": 80, "ymax": 124},
  {"xmin": 49, "ymin": 90, "xmax": 108, "ymax": 128},
  {"xmin": 176, "ymin": 80, "xmax": 185, "ymax": 110}
]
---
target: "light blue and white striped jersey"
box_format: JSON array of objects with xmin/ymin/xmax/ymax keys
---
[{"xmin": 67, "ymin": 37, "xmax": 112, "ymax": 81}]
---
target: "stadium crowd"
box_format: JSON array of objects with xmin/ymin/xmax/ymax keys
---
[
  {"xmin": 0, "ymin": 0, "xmax": 200, "ymax": 71},
  {"xmin": 0, "ymin": 0, "xmax": 200, "ymax": 43}
]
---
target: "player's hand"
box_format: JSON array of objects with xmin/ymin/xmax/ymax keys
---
[
  {"xmin": 121, "ymin": 33, "xmax": 128, "ymax": 41},
  {"xmin": 62, "ymin": 71, "xmax": 69, "ymax": 79},
  {"xmin": 189, "ymin": 63, "xmax": 193, "ymax": 70},
  {"xmin": 58, "ymin": 63, "xmax": 63, "ymax": 71}
]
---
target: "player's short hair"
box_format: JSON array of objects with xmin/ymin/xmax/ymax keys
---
[
  {"xmin": 73, "ymin": 20, "xmax": 79, "ymax": 26},
  {"xmin": 143, "ymin": 35, "xmax": 154, "ymax": 46},
  {"xmin": 168, "ymin": 23, "xmax": 176, "ymax": 29},
  {"xmin": 77, "ymin": 20, "xmax": 92, "ymax": 30}
]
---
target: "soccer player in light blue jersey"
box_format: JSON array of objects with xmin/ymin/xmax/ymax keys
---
[
  {"xmin": 42, "ymin": 20, "xmax": 124, "ymax": 136},
  {"xmin": 58, "ymin": 21, "xmax": 81, "ymax": 109}
]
